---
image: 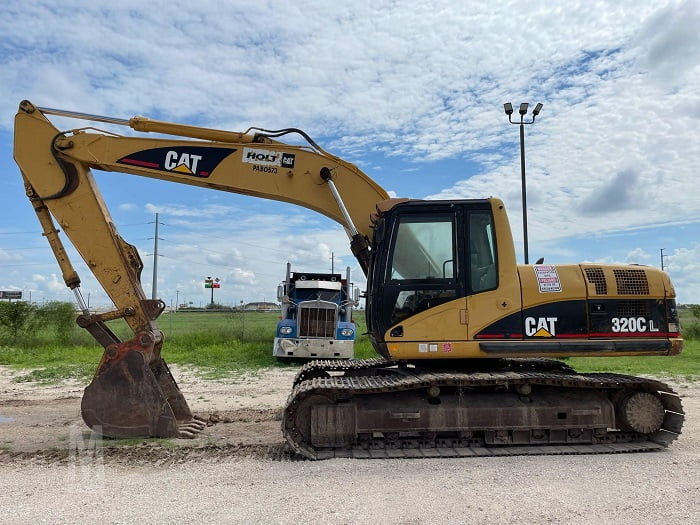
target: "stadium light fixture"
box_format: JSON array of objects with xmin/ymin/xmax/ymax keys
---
[{"xmin": 503, "ymin": 101, "xmax": 544, "ymax": 264}]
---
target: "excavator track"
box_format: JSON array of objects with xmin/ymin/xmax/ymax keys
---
[{"xmin": 283, "ymin": 359, "xmax": 684, "ymax": 460}]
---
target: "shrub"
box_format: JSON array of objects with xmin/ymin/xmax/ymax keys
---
[
  {"xmin": 0, "ymin": 301, "xmax": 39, "ymax": 341},
  {"xmin": 37, "ymin": 301, "xmax": 77, "ymax": 344},
  {"xmin": 0, "ymin": 301, "xmax": 79, "ymax": 345},
  {"xmin": 691, "ymin": 305, "xmax": 700, "ymax": 321},
  {"xmin": 683, "ymin": 323, "xmax": 700, "ymax": 341}
]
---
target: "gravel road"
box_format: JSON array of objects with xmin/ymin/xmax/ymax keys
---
[{"xmin": 1, "ymin": 366, "xmax": 698, "ymax": 524}]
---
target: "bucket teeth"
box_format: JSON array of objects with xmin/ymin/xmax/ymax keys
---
[{"xmin": 178, "ymin": 418, "xmax": 208, "ymax": 438}]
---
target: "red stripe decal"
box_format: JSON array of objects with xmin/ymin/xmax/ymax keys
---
[
  {"xmin": 120, "ymin": 158, "xmax": 160, "ymax": 168},
  {"xmin": 475, "ymin": 334, "xmax": 523, "ymax": 339},
  {"xmin": 589, "ymin": 332, "xmax": 670, "ymax": 338}
]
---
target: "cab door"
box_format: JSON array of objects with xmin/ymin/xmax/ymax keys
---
[{"xmin": 367, "ymin": 202, "xmax": 464, "ymax": 345}]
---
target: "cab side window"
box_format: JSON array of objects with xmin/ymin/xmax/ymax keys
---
[{"xmin": 469, "ymin": 211, "xmax": 497, "ymax": 293}]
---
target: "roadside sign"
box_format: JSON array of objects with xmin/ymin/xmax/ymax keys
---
[{"xmin": 204, "ymin": 277, "xmax": 221, "ymax": 289}]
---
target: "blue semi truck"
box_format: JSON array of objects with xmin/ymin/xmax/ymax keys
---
[{"xmin": 274, "ymin": 263, "xmax": 357, "ymax": 360}]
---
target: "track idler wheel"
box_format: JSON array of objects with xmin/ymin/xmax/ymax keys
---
[
  {"xmin": 616, "ymin": 391, "xmax": 665, "ymax": 434},
  {"xmin": 284, "ymin": 393, "xmax": 352, "ymax": 458}
]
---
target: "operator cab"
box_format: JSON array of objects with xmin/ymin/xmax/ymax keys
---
[{"xmin": 366, "ymin": 199, "xmax": 498, "ymax": 354}]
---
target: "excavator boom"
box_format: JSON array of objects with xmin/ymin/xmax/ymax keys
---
[{"xmin": 13, "ymin": 101, "xmax": 387, "ymax": 438}]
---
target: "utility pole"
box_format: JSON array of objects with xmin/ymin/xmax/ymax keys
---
[
  {"xmin": 150, "ymin": 213, "xmax": 163, "ymax": 300},
  {"xmin": 660, "ymin": 248, "xmax": 669, "ymax": 271},
  {"xmin": 240, "ymin": 300, "xmax": 245, "ymax": 340},
  {"xmin": 329, "ymin": 251, "xmax": 336, "ymax": 273}
]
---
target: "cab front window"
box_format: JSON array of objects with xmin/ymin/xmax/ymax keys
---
[
  {"xmin": 385, "ymin": 214, "xmax": 457, "ymax": 324},
  {"xmin": 389, "ymin": 217, "xmax": 455, "ymax": 281}
]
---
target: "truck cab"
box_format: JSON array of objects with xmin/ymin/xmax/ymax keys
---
[{"xmin": 273, "ymin": 263, "xmax": 357, "ymax": 360}]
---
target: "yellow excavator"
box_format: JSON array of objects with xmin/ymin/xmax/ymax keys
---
[{"xmin": 13, "ymin": 100, "xmax": 684, "ymax": 458}]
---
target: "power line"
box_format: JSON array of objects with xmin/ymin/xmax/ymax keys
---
[{"xmin": 156, "ymin": 235, "xmax": 299, "ymax": 258}]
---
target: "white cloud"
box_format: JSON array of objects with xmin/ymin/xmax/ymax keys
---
[
  {"xmin": 1, "ymin": 0, "xmax": 699, "ymax": 310},
  {"xmin": 633, "ymin": 0, "xmax": 700, "ymax": 87},
  {"xmin": 0, "ymin": 249, "xmax": 22, "ymax": 263},
  {"xmin": 144, "ymin": 203, "xmax": 235, "ymax": 218},
  {"xmin": 664, "ymin": 244, "xmax": 700, "ymax": 304},
  {"xmin": 625, "ymin": 248, "xmax": 651, "ymax": 264}
]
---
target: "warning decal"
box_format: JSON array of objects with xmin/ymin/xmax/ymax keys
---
[{"xmin": 534, "ymin": 265, "xmax": 562, "ymax": 293}]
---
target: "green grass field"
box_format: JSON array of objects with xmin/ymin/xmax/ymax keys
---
[{"xmin": 0, "ymin": 309, "xmax": 698, "ymax": 383}]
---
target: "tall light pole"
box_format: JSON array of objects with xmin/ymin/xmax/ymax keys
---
[
  {"xmin": 660, "ymin": 248, "xmax": 669, "ymax": 271},
  {"xmin": 504, "ymin": 102, "xmax": 543, "ymax": 264}
]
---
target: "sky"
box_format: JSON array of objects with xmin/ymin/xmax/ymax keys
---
[{"xmin": 0, "ymin": 0, "xmax": 699, "ymax": 312}]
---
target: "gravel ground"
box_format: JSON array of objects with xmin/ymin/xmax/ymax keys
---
[{"xmin": 1, "ymin": 366, "xmax": 699, "ymax": 524}]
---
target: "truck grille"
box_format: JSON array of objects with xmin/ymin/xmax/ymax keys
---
[{"xmin": 298, "ymin": 301, "xmax": 338, "ymax": 338}]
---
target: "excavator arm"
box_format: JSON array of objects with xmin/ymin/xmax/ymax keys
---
[{"xmin": 13, "ymin": 100, "xmax": 388, "ymax": 438}]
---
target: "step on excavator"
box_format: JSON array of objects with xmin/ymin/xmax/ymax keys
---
[{"xmin": 13, "ymin": 101, "xmax": 684, "ymax": 457}]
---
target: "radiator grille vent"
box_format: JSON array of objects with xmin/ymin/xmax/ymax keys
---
[
  {"xmin": 298, "ymin": 302, "xmax": 337, "ymax": 338},
  {"xmin": 585, "ymin": 267, "xmax": 607, "ymax": 295},
  {"xmin": 614, "ymin": 268, "xmax": 649, "ymax": 295},
  {"xmin": 616, "ymin": 300, "xmax": 649, "ymax": 317}
]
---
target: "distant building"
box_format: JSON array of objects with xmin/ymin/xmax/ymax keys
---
[{"xmin": 242, "ymin": 302, "xmax": 280, "ymax": 312}]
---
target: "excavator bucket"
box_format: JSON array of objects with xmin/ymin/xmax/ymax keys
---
[{"xmin": 81, "ymin": 343, "xmax": 205, "ymax": 439}]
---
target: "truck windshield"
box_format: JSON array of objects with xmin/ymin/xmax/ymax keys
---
[{"xmin": 294, "ymin": 289, "xmax": 342, "ymax": 303}]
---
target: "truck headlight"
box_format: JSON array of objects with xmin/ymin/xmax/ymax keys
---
[
  {"xmin": 340, "ymin": 328, "xmax": 354, "ymax": 337},
  {"xmin": 279, "ymin": 326, "xmax": 293, "ymax": 335}
]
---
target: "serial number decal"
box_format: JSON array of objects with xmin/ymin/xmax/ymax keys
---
[
  {"xmin": 253, "ymin": 165, "xmax": 278, "ymax": 174},
  {"xmin": 611, "ymin": 317, "xmax": 660, "ymax": 333}
]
